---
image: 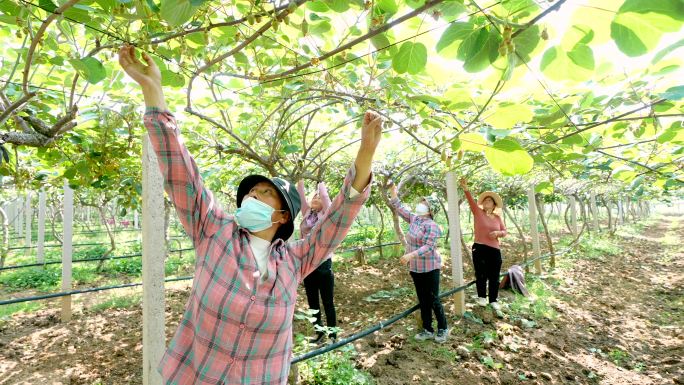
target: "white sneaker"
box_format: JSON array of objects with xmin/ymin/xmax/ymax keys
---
[
  {"xmin": 414, "ymin": 329, "xmax": 434, "ymax": 341},
  {"xmin": 490, "ymin": 302, "xmax": 501, "ymax": 311},
  {"xmin": 477, "ymin": 297, "xmax": 488, "ymax": 307}
]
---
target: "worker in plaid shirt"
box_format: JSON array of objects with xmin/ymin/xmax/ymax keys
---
[
  {"xmin": 119, "ymin": 46, "xmax": 383, "ymax": 384},
  {"xmin": 389, "ymin": 184, "xmax": 449, "ymax": 343}
]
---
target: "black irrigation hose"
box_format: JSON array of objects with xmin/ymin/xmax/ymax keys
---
[
  {"xmin": 291, "ymin": 280, "xmax": 478, "ymax": 364},
  {"xmin": 7, "ymin": 236, "xmax": 188, "ymax": 251},
  {"xmin": 0, "ymin": 276, "xmax": 194, "ymax": 306},
  {"xmin": 0, "ymin": 242, "xmax": 575, "ymax": 364},
  {"xmin": 291, "ymin": 246, "xmax": 574, "ymax": 364},
  {"xmin": 0, "ymin": 248, "xmax": 195, "ymax": 272},
  {"xmin": 8, "ymin": 228, "xmax": 142, "ymax": 241}
]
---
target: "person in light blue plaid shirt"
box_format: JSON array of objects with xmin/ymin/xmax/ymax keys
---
[{"xmin": 389, "ymin": 184, "xmax": 449, "ymax": 343}]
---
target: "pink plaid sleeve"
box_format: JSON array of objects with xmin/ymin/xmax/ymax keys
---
[
  {"xmin": 288, "ymin": 166, "xmax": 371, "ymax": 280},
  {"xmin": 390, "ymin": 197, "xmax": 415, "ymax": 223},
  {"xmin": 143, "ymin": 108, "xmax": 227, "ymax": 243},
  {"xmin": 318, "ymin": 182, "xmax": 332, "ymax": 212}
]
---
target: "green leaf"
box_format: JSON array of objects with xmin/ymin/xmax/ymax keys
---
[
  {"xmin": 39, "ymin": 0, "xmax": 58, "ymax": 13},
  {"xmin": 145, "ymin": 0, "xmax": 160, "ymax": 12},
  {"xmin": 451, "ymin": 138, "xmax": 461, "ymax": 152},
  {"xmin": 392, "ymin": 42, "xmax": 427, "ymax": 75},
  {"xmin": 283, "ymin": 144, "xmax": 300, "ymax": 154},
  {"xmin": 327, "ymin": 0, "xmax": 350, "ymax": 12},
  {"xmin": 511, "ymin": 25, "xmax": 540, "ymax": 62},
  {"xmin": 160, "ymin": 0, "xmax": 197, "ymax": 27},
  {"xmin": 660, "ymin": 85, "xmax": 684, "ymax": 101},
  {"xmin": 377, "ymin": 0, "xmax": 398, "ymax": 14},
  {"xmin": 457, "ymin": 26, "xmax": 500, "ymax": 73},
  {"xmin": 307, "ymin": 0, "xmax": 329, "ymax": 12},
  {"xmin": 161, "ymin": 70, "xmax": 184, "ymax": 88},
  {"xmin": 459, "ymin": 133, "xmax": 488, "ymax": 152},
  {"xmin": 567, "ymin": 43, "xmax": 595, "ymax": 70},
  {"xmin": 70, "ymin": 57, "xmax": 106, "ymax": 84},
  {"xmin": 535, "ymin": 181, "xmax": 553, "ymax": 194},
  {"xmin": 651, "ymin": 38, "xmax": 684, "ymax": 64},
  {"xmin": 406, "ymin": 0, "xmax": 425, "ymax": 8},
  {"xmin": 484, "ymin": 103, "xmax": 533, "ymax": 128},
  {"xmin": 436, "ymin": 22, "xmax": 473, "ymax": 57},
  {"xmin": 611, "ymin": 11, "xmax": 682, "ymax": 57},
  {"xmin": 618, "ymin": 0, "xmax": 684, "ymax": 19},
  {"xmin": 309, "ymin": 20, "xmax": 331, "ymax": 35},
  {"xmin": 484, "ymin": 139, "xmax": 534, "ymax": 176}
]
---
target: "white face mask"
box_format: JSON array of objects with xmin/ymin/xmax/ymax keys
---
[{"xmin": 414, "ymin": 203, "xmax": 429, "ymax": 215}]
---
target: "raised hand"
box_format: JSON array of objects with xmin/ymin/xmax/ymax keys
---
[
  {"xmin": 389, "ymin": 183, "xmax": 398, "ymax": 200},
  {"xmin": 118, "ymin": 45, "xmax": 167, "ymax": 109},
  {"xmin": 352, "ymin": 110, "xmax": 383, "ymax": 191},
  {"xmin": 118, "ymin": 45, "xmax": 161, "ymax": 89},
  {"xmin": 360, "ymin": 111, "xmax": 382, "ymax": 153}
]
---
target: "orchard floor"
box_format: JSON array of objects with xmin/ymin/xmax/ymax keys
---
[{"xmin": 0, "ymin": 214, "xmax": 682, "ymax": 385}]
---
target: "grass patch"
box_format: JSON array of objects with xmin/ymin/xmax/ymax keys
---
[
  {"xmin": 90, "ymin": 293, "xmax": 141, "ymax": 313},
  {"xmin": 296, "ymin": 344, "xmax": 375, "ymax": 385},
  {"xmin": 0, "ymin": 266, "xmax": 61, "ymax": 291},
  {"xmin": 508, "ymin": 279, "xmax": 558, "ymax": 321},
  {"xmin": 0, "ymin": 301, "xmax": 44, "ymax": 319}
]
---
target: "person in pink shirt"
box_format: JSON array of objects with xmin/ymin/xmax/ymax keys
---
[
  {"xmin": 118, "ymin": 46, "xmax": 382, "ymax": 385},
  {"xmin": 460, "ymin": 178, "xmax": 507, "ymax": 311},
  {"xmin": 296, "ymin": 180, "xmax": 336, "ymax": 344}
]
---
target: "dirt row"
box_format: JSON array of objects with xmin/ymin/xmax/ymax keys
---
[{"xmin": 0, "ymin": 214, "xmax": 681, "ymax": 384}]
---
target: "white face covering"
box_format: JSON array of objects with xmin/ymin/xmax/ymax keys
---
[{"xmin": 414, "ymin": 203, "xmax": 430, "ymax": 216}]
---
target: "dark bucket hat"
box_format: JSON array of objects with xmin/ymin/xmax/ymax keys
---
[{"xmin": 237, "ymin": 175, "xmax": 301, "ymax": 241}]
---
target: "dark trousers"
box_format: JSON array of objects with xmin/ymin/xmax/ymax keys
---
[
  {"xmin": 410, "ymin": 269, "xmax": 448, "ymax": 333},
  {"xmin": 303, "ymin": 259, "xmax": 336, "ymax": 333},
  {"xmin": 472, "ymin": 243, "xmax": 503, "ymax": 303}
]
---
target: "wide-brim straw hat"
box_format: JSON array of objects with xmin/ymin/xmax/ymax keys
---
[{"xmin": 477, "ymin": 191, "xmax": 503, "ymax": 209}]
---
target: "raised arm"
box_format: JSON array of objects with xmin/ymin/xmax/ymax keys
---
[
  {"xmin": 318, "ymin": 182, "xmax": 332, "ymax": 212},
  {"xmin": 297, "ymin": 180, "xmax": 310, "ymax": 217},
  {"xmin": 460, "ymin": 178, "xmax": 480, "ymax": 215},
  {"xmin": 388, "ymin": 183, "xmax": 413, "ymax": 223},
  {"xmin": 289, "ymin": 111, "xmax": 382, "ymax": 279},
  {"xmin": 119, "ymin": 46, "xmax": 222, "ymax": 243}
]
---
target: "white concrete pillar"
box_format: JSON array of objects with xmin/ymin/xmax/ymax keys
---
[
  {"xmin": 37, "ymin": 191, "xmax": 47, "ymax": 265},
  {"xmin": 61, "ymin": 181, "xmax": 74, "ymax": 322},
  {"xmin": 446, "ymin": 172, "xmax": 465, "ymax": 316},
  {"xmin": 589, "ymin": 191, "xmax": 599, "ymax": 232},
  {"xmin": 569, "ymin": 196, "xmax": 578, "ymax": 236},
  {"xmin": 142, "ymin": 135, "xmax": 166, "ymax": 385},
  {"xmin": 16, "ymin": 195, "xmax": 23, "ymax": 239},
  {"xmin": 528, "ymin": 186, "xmax": 542, "ymax": 274},
  {"xmin": 24, "ymin": 192, "xmax": 32, "ymax": 250},
  {"xmin": 134, "ymin": 210, "xmax": 139, "ymax": 229}
]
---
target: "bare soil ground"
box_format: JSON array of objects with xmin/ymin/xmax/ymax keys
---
[{"xmin": 0, "ymin": 214, "xmax": 682, "ymax": 385}]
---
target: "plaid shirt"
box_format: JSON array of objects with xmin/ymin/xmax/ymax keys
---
[
  {"xmin": 144, "ymin": 109, "xmax": 370, "ymax": 385},
  {"xmin": 390, "ymin": 198, "xmax": 442, "ymax": 273}
]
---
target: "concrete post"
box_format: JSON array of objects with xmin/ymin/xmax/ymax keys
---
[
  {"xmin": 142, "ymin": 135, "xmax": 166, "ymax": 385},
  {"xmin": 17, "ymin": 195, "xmax": 23, "ymax": 239},
  {"xmin": 528, "ymin": 186, "xmax": 542, "ymax": 274},
  {"xmin": 37, "ymin": 191, "xmax": 47, "ymax": 265},
  {"xmin": 24, "ymin": 192, "xmax": 32, "ymax": 252},
  {"xmin": 446, "ymin": 172, "xmax": 465, "ymax": 316},
  {"xmin": 62, "ymin": 181, "xmax": 74, "ymax": 322}
]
